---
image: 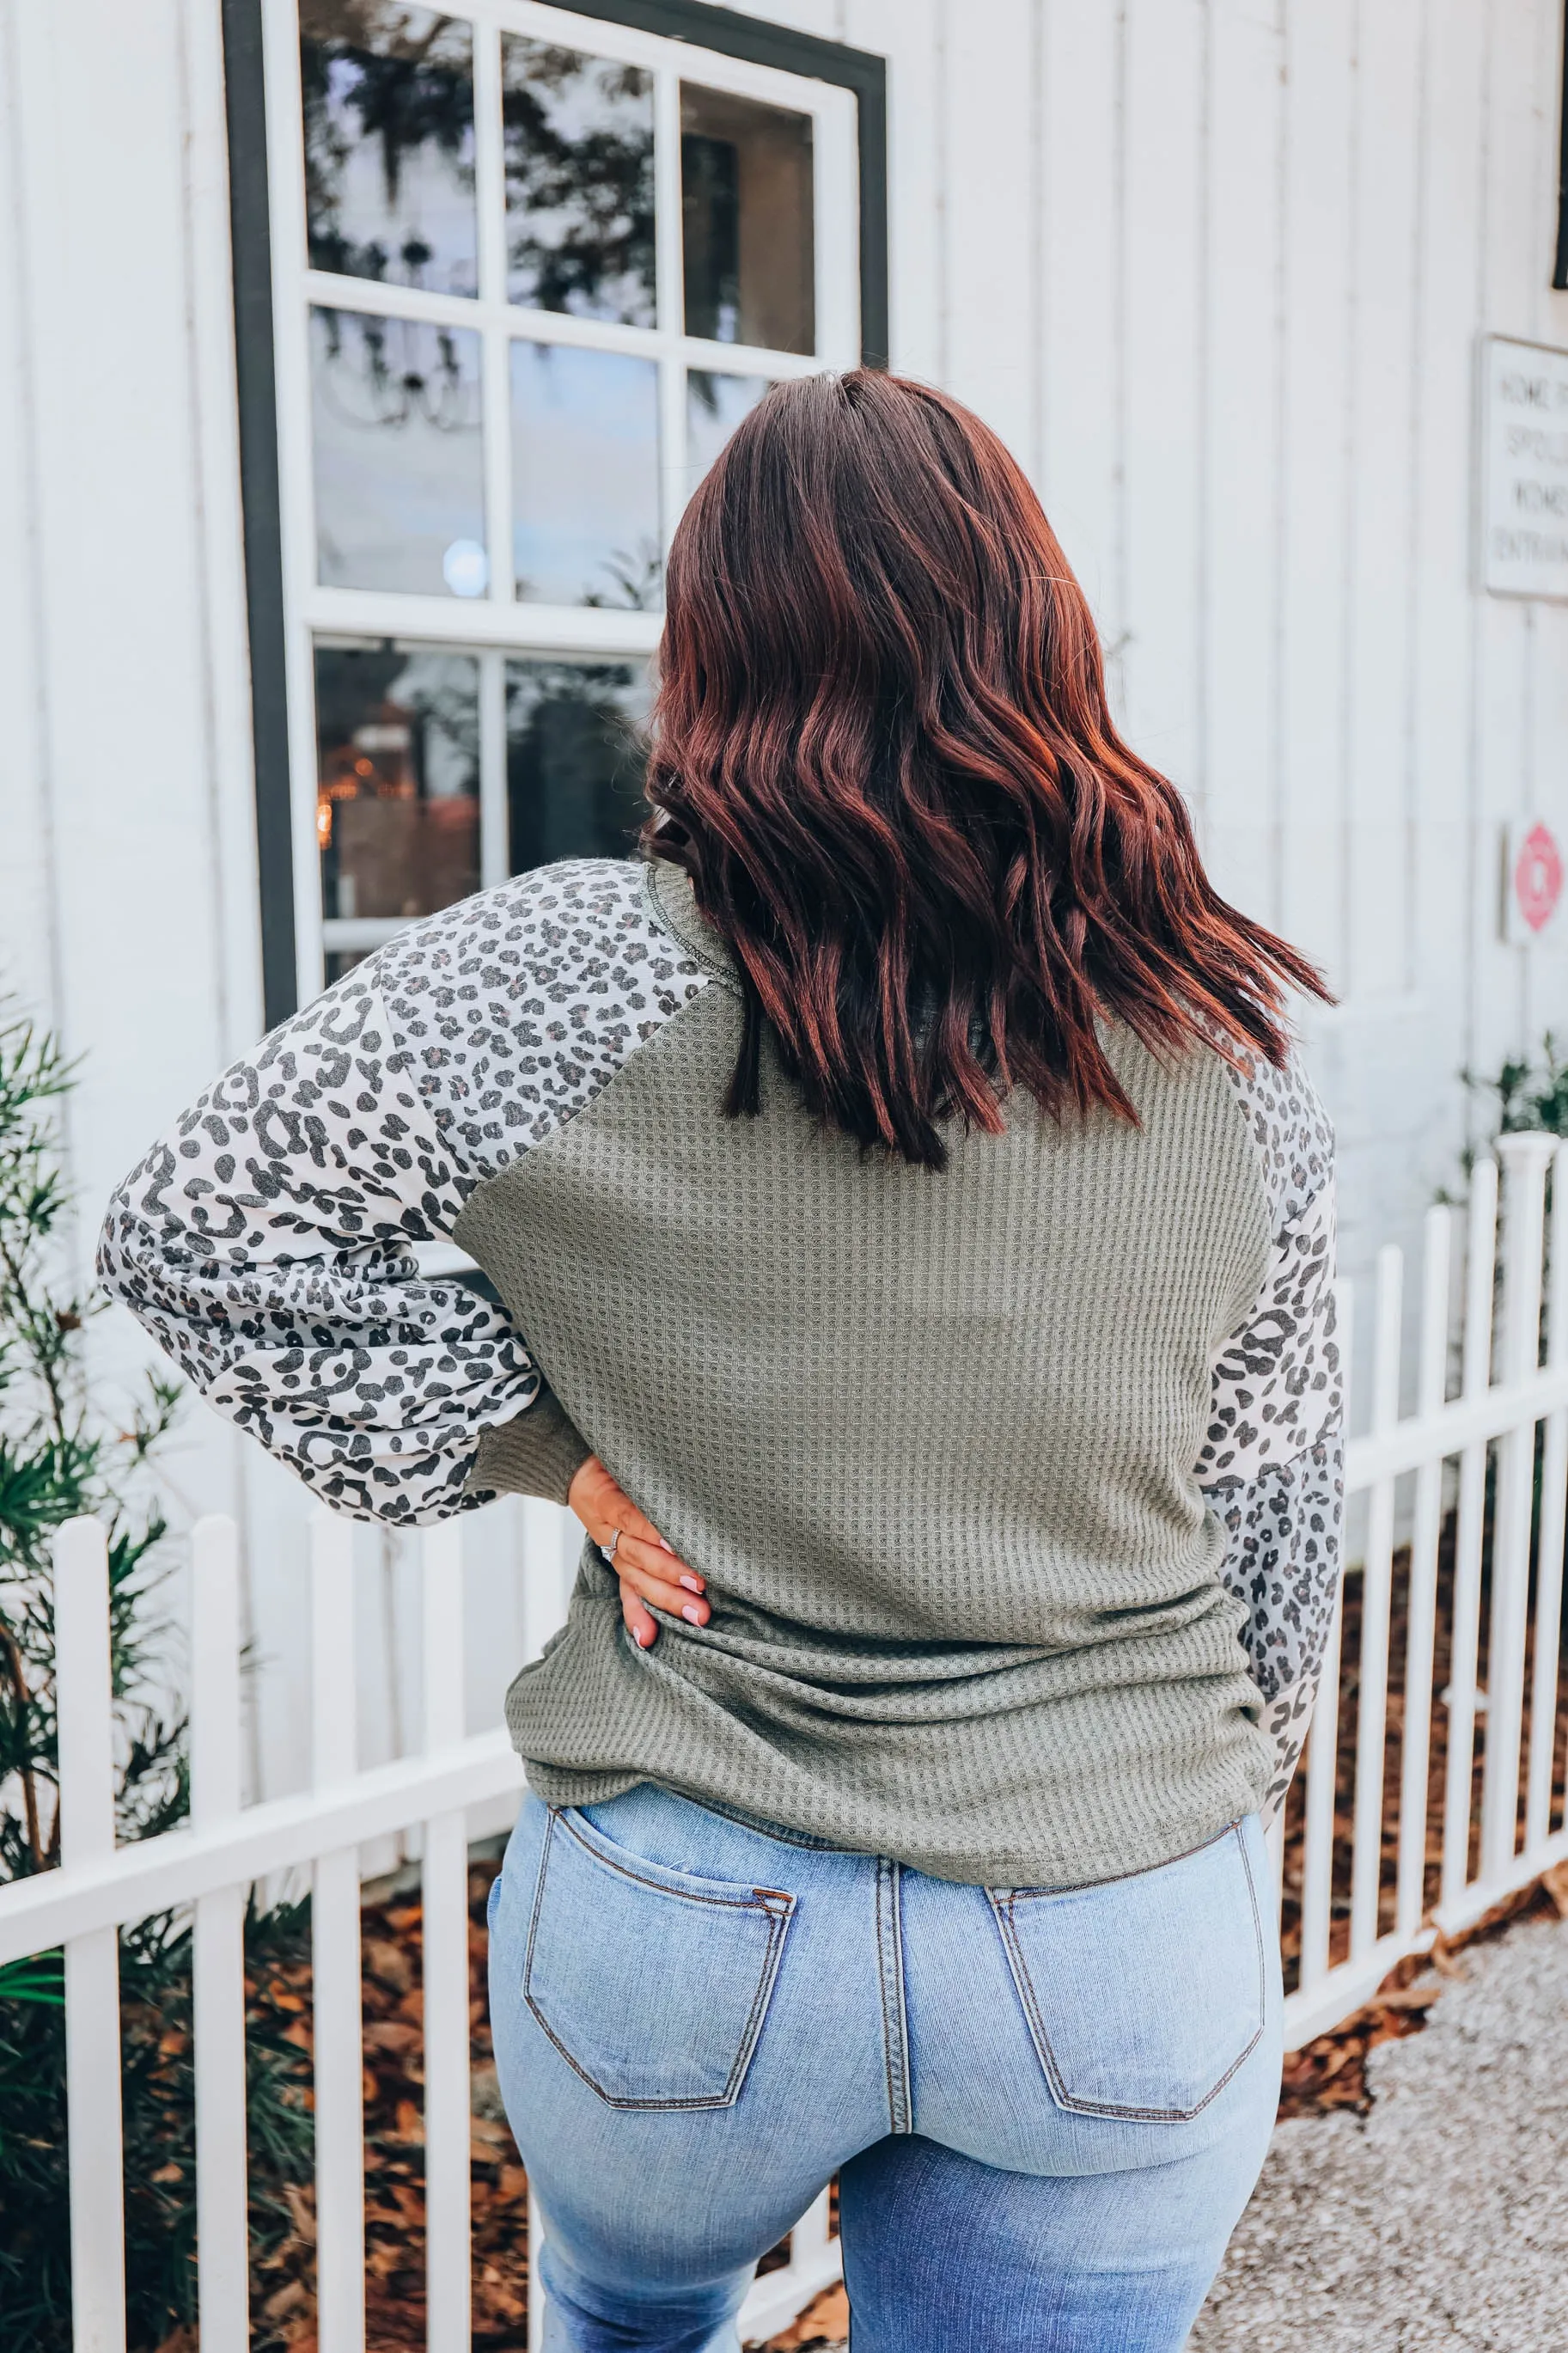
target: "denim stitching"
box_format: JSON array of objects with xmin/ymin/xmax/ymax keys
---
[
  {"xmin": 986, "ymin": 1823, "xmax": 1266, "ymax": 2124},
  {"xmin": 522, "ymin": 1807, "xmax": 558, "ymax": 2000},
  {"xmin": 556, "ymin": 1806, "xmax": 797, "ymax": 1914},
  {"xmin": 522, "ymin": 1806, "xmax": 796, "ymax": 2111},
  {"xmin": 721, "ymin": 1911, "xmax": 793, "ymax": 2103},
  {"xmin": 888, "ymin": 1860, "xmax": 912, "ymax": 2134},
  {"xmin": 874, "ymin": 1857, "xmax": 912, "ymax": 2134},
  {"xmin": 874, "ymin": 1860, "xmax": 896, "ymax": 2133}
]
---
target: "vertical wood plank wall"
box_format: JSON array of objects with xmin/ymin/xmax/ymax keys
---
[
  {"xmin": 2, "ymin": 0, "xmax": 1568, "ymax": 1800},
  {"xmin": 828, "ymin": 0, "xmax": 1568, "ymax": 1292}
]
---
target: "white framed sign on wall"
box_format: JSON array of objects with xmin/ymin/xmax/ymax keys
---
[{"xmin": 1480, "ymin": 334, "xmax": 1568, "ymax": 600}]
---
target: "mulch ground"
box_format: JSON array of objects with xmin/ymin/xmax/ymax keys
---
[
  {"xmin": 221, "ymin": 1850, "xmax": 833, "ymax": 2353},
  {"xmin": 235, "ymin": 1860, "xmax": 531, "ymax": 2353},
  {"xmin": 1273, "ymin": 1515, "xmax": 1568, "ymax": 2118},
  {"xmin": 177, "ymin": 1513, "xmax": 1567, "ymax": 2353}
]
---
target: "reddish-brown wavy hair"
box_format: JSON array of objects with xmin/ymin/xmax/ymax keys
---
[{"xmin": 646, "ymin": 369, "xmax": 1327, "ymax": 1170}]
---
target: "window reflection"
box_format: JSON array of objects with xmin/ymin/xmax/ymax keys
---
[
  {"xmin": 686, "ymin": 370, "xmax": 772, "ymax": 491},
  {"xmin": 502, "ymin": 37, "xmax": 656, "ymax": 326},
  {"xmin": 316, "ymin": 644, "xmax": 479, "ymax": 962},
  {"xmin": 506, "ymin": 660, "xmax": 650, "ymax": 871},
  {"xmin": 510, "ymin": 340, "xmax": 661, "ymax": 608},
  {"xmin": 311, "ymin": 308, "xmax": 485, "ymax": 594},
  {"xmin": 681, "ymin": 86, "xmax": 814, "ymax": 354},
  {"xmin": 301, "ymin": 3, "xmax": 476, "ymax": 296}
]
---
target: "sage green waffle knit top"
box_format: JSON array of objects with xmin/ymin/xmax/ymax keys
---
[{"xmin": 101, "ymin": 856, "xmax": 1343, "ymax": 1889}]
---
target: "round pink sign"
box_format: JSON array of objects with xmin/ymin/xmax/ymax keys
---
[{"xmin": 1515, "ymin": 822, "xmax": 1564, "ymax": 933}]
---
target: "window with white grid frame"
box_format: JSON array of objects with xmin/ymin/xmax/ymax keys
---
[{"xmin": 259, "ymin": 0, "xmax": 863, "ymax": 992}]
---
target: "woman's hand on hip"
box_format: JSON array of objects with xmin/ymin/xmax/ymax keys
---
[{"xmin": 566, "ymin": 1455, "xmax": 709, "ymax": 1649}]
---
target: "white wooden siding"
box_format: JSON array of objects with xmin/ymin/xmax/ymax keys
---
[{"xmin": 3, "ymin": 0, "xmax": 1568, "ymax": 1800}]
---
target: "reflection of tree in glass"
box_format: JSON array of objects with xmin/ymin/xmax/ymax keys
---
[
  {"xmin": 681, "ymin": 131, "xmax": 741, "ymax": 344},
  {"xmin": 403, "ymin": 674, "xmax": 479, "ymax": 779},
  {"xmin": 302, "ymin": 1, "xmax": 473, "ymax": 286},
  {"xmin": 583, "ymin": 541, "xmax": 664, "ymax": 613},
  {"xmin": 314, "ymin": 309, "xmax": 479, "ymax": 434},
  {"xmin": 316, "ymin": 645, "xmax": 479, "ymax": 787},
  {"xmin": 503, "ymin": 40, "xmax": 656, "ymax": 326},
  {"xmin": 506, "ymin": 661, "xmax": 650, "ymax": 872},
  {"xmin": 316, "ymin": 646, "xmax": 480, "ymax": 926}
]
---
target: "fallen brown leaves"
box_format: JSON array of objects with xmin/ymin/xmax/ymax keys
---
[
  {"xmin": 763, "ymin": 2281, "xmax": 850, "ymax": 2349},
  {"xmin": 1278, "ymin": 1854, "xmax": 1568, "ymax": 2118},
  {"xmin": 1273, "ymin": 1525, "xmax": 1568, "ymax": 2119},
  {"xmin": 241, "ymin": 1528, "xmax": 1568, "ymax": 2339},
  {"xmin": 253, "ymin": 1860, "xmax": 528, "ymax": 2353}
]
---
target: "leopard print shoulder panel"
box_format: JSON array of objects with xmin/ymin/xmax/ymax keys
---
[
  {"xmin": 1199, "ymin": 1040, "xmax": 1345, "ymax": 1709},
  {"xmin": 97, "ymin": 860, "xmax": 708, "ymax": 1524},
  {"xmin": 374, "ymin": 857, "xmax": 710, "ymax": 1184}
]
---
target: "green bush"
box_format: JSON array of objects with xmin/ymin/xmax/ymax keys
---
[
  {"xmin": 0, "ymin": 1006, "xmax": 314, "ymax": 2351},
  {"xmin": 1462, "ymin": 1034, "xmax": 1568, "ymax": 1146}
]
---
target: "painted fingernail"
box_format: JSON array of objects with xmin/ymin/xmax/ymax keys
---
[
  {"xmin": 658, "ymin": 1537, "xmax": 675, "ymax": 1552},
  {"xmin": 637, "ymin": 1624, "xmax": 654, "ymax": 1647},
  {"xmin": 678, "ymin": 1574, "xmax": 705, "ymax": 1593},
  {"xmin": 681, "ymin": 1604, "xmax": 705, "ymax": 1625}
]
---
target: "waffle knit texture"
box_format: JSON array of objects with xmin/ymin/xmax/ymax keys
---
[
  {"xmin": 100, "ymin": 856, "xmax": 1337, "ymax": 1889},
  {"xmin": 456, "ymin": 865, "xmax": 1279, "ymax": 1887}
]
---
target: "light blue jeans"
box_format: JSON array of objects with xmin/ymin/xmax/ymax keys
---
[{"xmin": 488, "ymin": 1786, "xmax": 1281, "ymax": 2352}]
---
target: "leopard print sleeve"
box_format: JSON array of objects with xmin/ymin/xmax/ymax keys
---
[
  {"xmin": 1202, "ymin": 1048, "xmax": 1345, "ymax": 1820},
  {"xmin": 97, "ymin": 859, "xmax": 708, "ymax": 1525},
  {"xmin": 95, "ymin": 965, "xmax": 536, "ymax": 1524}
]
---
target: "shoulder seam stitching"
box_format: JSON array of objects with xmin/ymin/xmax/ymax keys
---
[{"xmin": 641, "ymin": 859, "xmax": 742, "ymax": 995}]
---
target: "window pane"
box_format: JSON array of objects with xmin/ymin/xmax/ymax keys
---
[
  {"xmin": 681, "ymin": 86, "xmax": 814, "ymax": 354},
  {"xmin": 316, "ymin": 645, "xmax": 480, "ymax": 937},
  {"xmin": 502, "ymin": 37, "xmax": 656, "ymax": 327},
  {"xmin": 506, "ymin": 660, "xmax": 650, "ymax": 871},
  {"xmin": 510, "ymin": 341, "xmax": 661, "ymax": 608},
  {"xmin": 686, "ymin": 370, "xmax": 772, "ymax": 494},
  {"xmin": 311, "ymin": 308, "xmax": 485, "ymax": 595},
  {"xmin": 301, "ymin": 3, "xmax": 476, "ymax": 296}
]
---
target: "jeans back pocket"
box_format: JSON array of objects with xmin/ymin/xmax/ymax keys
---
[
  {"xmin": 988, "ymin": 1821, "xmax": 1266, "ymax": 2122},
  {"xmin": 524, "ymin": 1806, "xmax": 796, "ymax": 2109}
]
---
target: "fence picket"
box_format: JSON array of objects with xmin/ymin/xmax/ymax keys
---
[
  {"xmin": 1442, "ymin": 1155, "xmax": 1499, "ymax": 1910},
  {"xmin": 1301, "ymin": 1278, "xmax": 1353, "ymax": 1991},
  {"xmin": 736, "ymin": 2183, "xmax": 843, "ymax": 2342},
  {"xmin": 1351, "ymin": 1245, "xmax": 1403, "ymax": 1956},
  {"xmin": 1396, "ymin": 1206, "xmax": 1451, "ymax": 1938},
  {"xmin": 521, "ymin": 1494, "xmax": 577, "ymax": 1664},
  {"xmin": 421, "ymin": 1521, "xmax": 473, "ymax": 2353},
  {"xmin": 1266, "ymin": 1805, "xmax": 1285, "ymax": 1929},
  {"xmin": 528, "ymin": 2189, "xmax": 547, "ymax": 2351},
  {"xmin": 191, "ymin": 1515, "xmax": 250, "ymax": 2352},
  {"xmin": 793, "ymin": 2187, "xmax": 831, "ymax": 2266},
  {"xmin": 57, "ymin": 1515, "xmax": 128, "ymax": 2353},
  {"xmin": 1482, "ymin": 1136, "xmax": 1556, "ymax": 1884},
  {"xmin": 311, "ymin": 1511, "xmax": 366, "ymax": 2353},
  {"xmin": 21, "ymin": 1136, "xmax": 1568, "ymax": 2344},
  {"xmin": 1528, "ymin": 1143, "xmax": 1568, "ymax": 1849}
]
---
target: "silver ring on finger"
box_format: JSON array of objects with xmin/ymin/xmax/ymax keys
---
[{"xmin": 601, "ymin": 1528, "xmax": 621, "ymax": 1565}]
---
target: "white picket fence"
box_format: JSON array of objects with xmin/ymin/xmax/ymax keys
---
[
  {"xmin": 0, "ymin": 1502, "xmax": 837, "ymax": 2353},
  {"xmin": 1284, "ymin": 1131, "xmax": 1568, "ymax": 2045},
  {"xmin": 3, "ymin": 1132, "xmax": 1568, "ymax": 2350}
]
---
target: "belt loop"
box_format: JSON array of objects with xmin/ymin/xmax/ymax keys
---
[{"xmin": 875, "ymin": 1857, "xmax": 912, "ymax": 2135}]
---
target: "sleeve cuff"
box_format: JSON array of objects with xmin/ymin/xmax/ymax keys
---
[{"xmin": 467, "ymin": 1386, "xmax": 594, "ymax": 1507}]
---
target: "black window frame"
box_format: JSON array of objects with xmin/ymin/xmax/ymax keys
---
[
  {"xmin": 221, "ymin": 0, "xmax": 889, "ymax": 1029},
  {"xmin": 1556, "ymin": 0, "xmax": 1568, "ymax": 289}
]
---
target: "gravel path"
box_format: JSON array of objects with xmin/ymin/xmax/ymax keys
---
[
  {"xmin": 1190, "ymin": 1910, "xmax": 1568, "ymax": 2351},
  {"xmin": 780, "ymin": 1910, "xmax": 1568, "ymax": 2350}
]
